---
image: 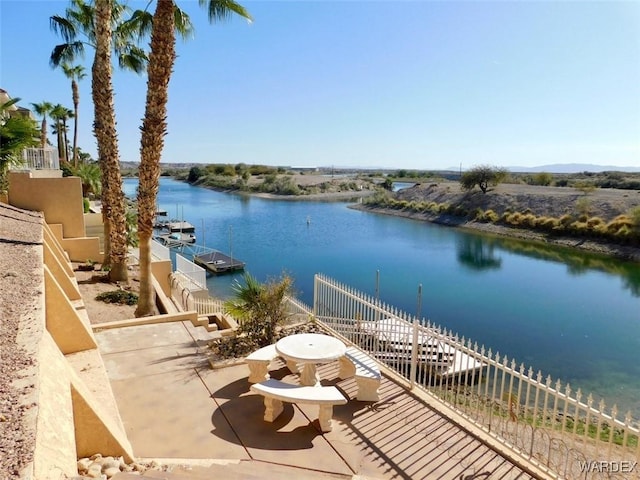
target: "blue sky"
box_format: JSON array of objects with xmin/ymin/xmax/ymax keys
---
[{"xmin": 1, "ymin": 0, "xmax": 639, "ymax": 170}]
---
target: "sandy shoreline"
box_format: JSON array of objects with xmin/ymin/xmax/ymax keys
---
[{"xmin": 350, "ymin": 203, "xmax": 640, "ymax": 263}]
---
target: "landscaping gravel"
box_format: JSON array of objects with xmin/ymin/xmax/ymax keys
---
[{"xmin": 0, "ymin": 204, "xmax": 43, "ymax": 479}]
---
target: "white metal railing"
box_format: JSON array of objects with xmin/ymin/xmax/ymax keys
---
[
  {"xmin": 170, "ymin": 271, "xmax": 228, "ymax": 317},
  {"xmin": 176, "ymin": 253, "xmax": 206, "ymax": 290},
  {"xmin": 13, "ymin": 147, "xmax": 60, "ymax": 170},
  {"xmin": 191, "ymin": 296, "xmax": 227, "ymax": 316},
  {"xmin": 151, "ymin": 239, "xmax": 170, "ymax": 260},
  {"xmin": 284, "ymin": 295, "xmax": 313, "ymax": 316},
  {"xmin": 313, "ymin": 273, "xmax": 640, "ymax": 480}
]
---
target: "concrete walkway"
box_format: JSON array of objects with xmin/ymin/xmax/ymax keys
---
[{"xmin": 95, "ymin": 322, "xmax": 537, "ymax": 479}]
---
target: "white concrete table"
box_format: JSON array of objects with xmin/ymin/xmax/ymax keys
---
[{"xmin": 276, "ymin": 333, "xmax": 346, "ymax": 386}]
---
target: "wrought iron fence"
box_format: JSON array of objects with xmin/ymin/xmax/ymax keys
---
[{"xmin": 313, "ymin": 273, "xmax": 640, "ymax": 480}]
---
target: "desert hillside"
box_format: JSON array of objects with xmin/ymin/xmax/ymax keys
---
[{"xmin": 393, "ymin": 182, "xmax": 640, "ymax": 222}]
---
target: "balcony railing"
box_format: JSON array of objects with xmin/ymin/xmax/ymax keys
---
[
  {"xmin": 313, "ymin": 273, "xmax": 640, "ymax": 480},
  {"xmin": 11, "ymin": 147, "xmax": 60, "ymax": 171}
]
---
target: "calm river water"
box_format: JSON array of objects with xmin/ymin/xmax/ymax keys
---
[{"xmin": 124, "ymin": 178, "xmax": 640, "ymax": 415}]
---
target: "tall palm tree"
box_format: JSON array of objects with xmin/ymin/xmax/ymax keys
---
[
  {"xmin": 92, "ymin": 0, "xmax": 129, "ymax": 281},
  {"xmin": 49, "ymin": 103, "xmax": 70, "ymax": 163},
  {"xmin": 30, "ymin": 101, "xmax": 53, "ymax": 148},
  {"xmin": 50, "ymin": 0, "xmax": 148, "ymax": 74},
  {"xmin": 134, "ymin": 0, "xmax": 251, "ymax": 316},
  {"xmin": 50, "ymin": 0, "xmax": 192, "ymax": 281},
  {"xmin": 61, "ymin": 63, "xmax": 86, "ymax": 167},
  {"xmin": 51, "ymin": 0, "xmax": 144, "ymax": 280}
]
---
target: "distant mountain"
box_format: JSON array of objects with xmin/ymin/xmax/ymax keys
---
[{"xmin": 506, "ymin": 164, "xmax": 640, "ymax": 173}]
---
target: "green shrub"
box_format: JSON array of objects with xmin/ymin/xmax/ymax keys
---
[
  {"xmin": 586, "ymin": 217, "xmax": 605, "ymax": 229},
  {"xmin": 575, "ymin": 197, "xmax": 592, "ymax": 217},
  {"xmin": 83, "ymin": 197, "xmax": 90, "ymax": 213},
  {"xmin": 521, "ymin": 213, "xmax": 537, "ymax": 228},
  {"xmin": 505, "ymin": 212, "xmax": 523, "ymax": 226},
  {"xmin": 529, "ymin": 172, "xmax": 553, "ymax": 186},
  {"xmin": 484, "ymin": 209, "xmax": 499, "ymax": 222},
  {"xmin": 612, "ymin": 225, "xmax": 633, "ymax": 241},
  {"xmin": 629, "ymin": 206, "xmax": 640, "ymax": 228},
  {"xmin": 536, "ymin": 216, "xmax": 559, "ymax": 231},
  {"xmin": 95, "ymin": 290, "xmax": 138, "ymax": 305},
  {"xmin": 559, "ymin": 214, "xmax": 574, "ymax": 227},
  {"xmin": 606, "ymin": 215, "xmax": 633, "ymax": 234},
  {"xmin": 570, "ymin": 221, "xmax": 589, "ymax": 235}
]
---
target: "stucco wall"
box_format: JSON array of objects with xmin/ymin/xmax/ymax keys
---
[{"xmin": 9, "ymin": 172, "xmax": 85, "ymax": 238}]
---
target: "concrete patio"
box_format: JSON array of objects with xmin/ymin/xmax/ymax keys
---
[{"xmin": 95, "ymin": 321, "xmax": 537, "ymax": 479}]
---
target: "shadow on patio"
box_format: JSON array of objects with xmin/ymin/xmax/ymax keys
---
[{"xmin": 97, "ymin": 322, "xmax": 536, "ymax": 479}]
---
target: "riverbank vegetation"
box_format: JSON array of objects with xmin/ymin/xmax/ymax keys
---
[
  {"xmin": 174, "ymin": 163, "xmax": 379, "ymax": 196},
  {"xmin": 361, "ymin": 181, "xmax": 640, "ymax": 251}
]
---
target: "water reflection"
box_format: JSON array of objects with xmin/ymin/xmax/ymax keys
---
[
  {"xmin": 493, "ymin": 236, "xmax": 640, "ymax": 297},
  {"xmin": 456, "ymin": 236, "xmax": 502, "ymax": 271}
]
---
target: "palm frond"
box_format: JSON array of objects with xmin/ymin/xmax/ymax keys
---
[
  {"xmin": 119, "ymin": 9, "xmax": 154, "ymax": 41},
  {"xmin": 118, "ymin": 46, "xmax": 148, "ymax": 74},
  {"xmin": 174, "ymin": 6, "xmax": 195, "ymax": 40},
  {"xmin": 199, "ymin": 0, "xmax": 253, "ymax": 24},
  {"xmin": 50, "ymin": 42, "xmax": 85, "ymax": 68},
  {"xmin": 1, "ymin": 98, "xmax": 21, "ymax": 113},
  {"xmin": 50, "ymin": 15, "xmax": 78, "ymax": 43}
]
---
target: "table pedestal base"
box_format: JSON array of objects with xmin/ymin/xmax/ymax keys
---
[{"xmin": 300, "ymin": 363, "xmax": 320, "ymax": 386}]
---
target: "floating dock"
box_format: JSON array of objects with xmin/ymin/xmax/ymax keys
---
[
  {"xmin": 162, "ymin": 221, "xmax": 195, "ymax": 233},
  {"xmin": 194, "ymin": 250, "xmax": 246, "ymax": 274},
  {"xmin": 154, "ymin": 232, "xmax": 196, "ymax": 245}
]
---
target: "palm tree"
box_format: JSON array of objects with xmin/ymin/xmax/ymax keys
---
[
  {"xmin": 50, "ymin": 0, "xmax": 192, "ymax": 282},
  {"xmin": 50, "ymin": 0, "xmax": 148, "ymax": 74},
  {"xmin": 0, "ymin": 98, "xmax": 40, "ymax": 194},
  {"xmin": 30, "ymin": 101, "xmax": 53, "ymax": 148},
  {"xmin": 49, "ymin": 104, "xmax": 73, "ymax": 164},
  {"xmin": 91, "ymin": 0, "xmax": 129, "ymax": 281},
  {"xmin": 62, "ymin": 108, "xmax": 74, "ymax": 162},
  {"xmin": 51, "ymin": 0, "xmax": 144, "ymax": 280},
  {"xmin": 224, "ymin": 272, "xmax": 294, "ymax": 347},
  {"xmin": 61, "ymin": 63, "xmax": 86, "ymax": 167},
  {"xmin": 73, "ymin": 161, "xmax": 101, "ymax": 198},
  {"xmin": 134, "ymin": 0, "xmax": 245, "ymax": 317}
]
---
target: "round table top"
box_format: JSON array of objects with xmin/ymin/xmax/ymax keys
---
[{"xmin": 276, "ymin": 333, "xmax": 346, "ymax": 363}]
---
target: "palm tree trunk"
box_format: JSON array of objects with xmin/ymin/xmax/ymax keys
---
[
  {"xmin": 92, "ymin": 0, "xmax": 128, "ymax": 282},
  {"xmin": 72, "ymin": 79, "xmax": 79, "ymax": 167},
  {"xmin": 135, "ymin": 0, "xmax": 176, "ymax": 317},
  {"xmin": 55, "ymin": 119, "xmax": 64, "ymax": 160},
  {"xmin": 62, "ymin": 118, "xmax": 70, "ymax": 164},
  {"xmin": 40, "ymin": 118, "xmax": 47, "ymax": 148}
]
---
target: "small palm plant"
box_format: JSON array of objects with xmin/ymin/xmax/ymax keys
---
[{"xmin": 225, "ymin": 272, "xmax": 293, "ymax": 347}]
